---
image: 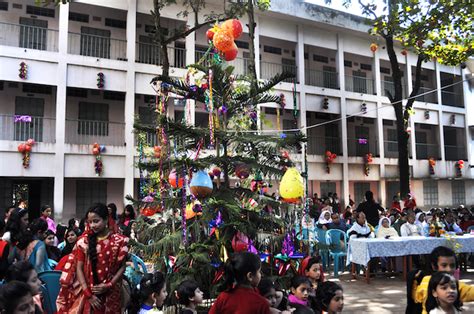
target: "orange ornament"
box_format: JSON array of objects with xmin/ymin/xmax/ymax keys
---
[
  {"xmin": 401, "ymin": 49, "xmax": 408, "ymax": 56},
  {"xmin": 370, "ymin": 43, "xmax": 378, "ymax": 52},
  {"xmin": 213, "ymin": 29, "xmax": 234, "ymax": 53},
  {"xmin": 223, "ymin": 43, "xmax": 238, "ymax": 61},
  {"xmin": 221, "ymin": 19, "xmax": 243, "ymax": 39},
  {"xmin": 92, "ymin": 147, "xmax": 100, "ymax": 155},
  {"xmin": 154, "ymin": 146, "xmax": 162, "ymax": 158},
  {"xmin": 18, "ymin": 143, "xmax": 26, "ymax": 153}
]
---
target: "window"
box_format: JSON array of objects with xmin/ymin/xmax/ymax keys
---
[
  {"xmin": 69, "ymin": 12, "xmax": 89, "ymax": 23},
  {"xmin": 23, "ymin": 83, "xmax": 52, "ymax": 94},
  {"xmin": 15, "ymin": 96, "xmax": 44, "ymax": 142},
  {"xmin": 354, "ymin": 182, "xmax": 371, "ymax": 205},
  {"xmin": 26, "ymin": 5, "xmax": 55, "ymax": 18},
  {"xmin": 0, "ymin": 2, "xmax": 8, "ymax": 11},
  {"xmin": 235, "ymin": 40, "xmax": 249, "ymax": 49},
  {"xmin": 320, "ymin": 182, "xmax": 336, "ymax": 198},
  {"xmin": 19, "ymin": 17, "xmax": 48, "ymax": 50},
  {"xmin": 78, "ymin": 102, "xmax": 109, "ymax": 136},
  {"xmin": 103, "ymin": 91, "xmax": 125, "ymax": 101},
  {"xmin": 360, "ymin": 63, "xmax": 372, "ymax": 71},
  {"xmin": 423, "ymin": 181, "xmax": 438, "ymax": 206},
  {"xmin": 452, "ymin": 181, "xmax": 465, "ymax": 206},
  {"xmin": 263, "ymin": 45, "xmax": 282, "ymax": 55},
  {"xmin": 380, "ymin": 67, "xmax": 390, "ymax": 74},
  {"xmin": 76, "ymin": 180, "xmax": 107, "ymax": 218},
  {"xmin": 352, "ymin": 70, "xmax": 368, "ymax": 94},
  {"xmin": 344, "ymin": 60, "xmax": 352, "ymax": 67},
  {"xmin": 105, "ymin": 18, "xmax": 126, "ymax": 29},
  {"xmin": 80, "ymin": 27, "xmax": 111, "ymax": 58},
  {"xmin": 387, "ymin": 129, "xmax": 398, "ymax": 152},
  {"xmin": 67, "ymin": 87, "xmax": 88, "ymax": 98},
  {"xmin": 322, "ymin": 66, "xmax": 338, "ymax": 89},
  {"xmin": 313, "ymin": 54, "xmax": 328, "ymax": 63}
]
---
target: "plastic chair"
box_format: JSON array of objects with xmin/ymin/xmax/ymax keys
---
[
  {"xmin": 467, "ymin": 225, "xmax": 474, "ymax": 233},
  {"xmin": 38, "ymin": 270, "xmax": 62, "ymax": 314},
  {"xmin": 315, "ymin": 227, "xmax": 329, "ymax": 269},
  {"xmin": 325, "ymin": 229, "xmax": 348, "ymax": 277},
  {"xmin": 131, "ymin": 253, "xmax": 148, "ymax": 274}
]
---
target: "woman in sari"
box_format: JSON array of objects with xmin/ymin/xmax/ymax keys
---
[
  {"xmin": 17, "ymin": 218, "xmax": 52, "ymax": 273},
  {"xmin": 56, "ymin": 203, "xmax": 129, "ymax": 314}
]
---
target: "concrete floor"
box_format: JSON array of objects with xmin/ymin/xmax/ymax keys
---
[{"xmin": 326, "ymin": 270, "xmax": 474, "ymax": 313}]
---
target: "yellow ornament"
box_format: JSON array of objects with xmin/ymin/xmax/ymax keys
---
[
  {"xmin": 185, "ymin": 200, "xmax": 203, "ymax": 220},
  {"xmin": 279, "ymin": 167, "xmax": 304, "ymax": 204}
]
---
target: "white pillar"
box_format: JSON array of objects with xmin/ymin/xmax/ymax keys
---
[
  {"xmin": 254, "ymin": 15, "xmax": 261, "ymax": 79},
  {"xmin": 406, "ymin": 62, "xmax": 417, "ymax": 164},
  {"xmin": 185, "ymin": 13, "xmax": 196, "ymax": 125},
  {"xmin": 124, "ymin": 0, "xmax": 137, "ymax": 204},
  {"xmin": 461, "ymin": 67, "xmax": 472, "ymax": 174},
  {"xmin": 337, "ymin": 34, "xmax": 349, "ymax": 207},
  {"xmin": 53, "ymin": 2, "xmax": 69, "ymax": 223},
  {"xmin": 435, "ymin": 62, "xmax": 446, "ymax": 161}
]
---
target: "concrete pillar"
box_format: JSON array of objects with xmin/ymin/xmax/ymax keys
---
[
  {"xmin": 53, "ymin": 2, "xmax": 69, "ymax": 222},
  {"xmin": 406, "ymin": 62, "xmax": 417, "ymax": 164},
  {"xmin": 435, "ymin": 62, "xmax": 446, "ymax": 161},
  {"xmin": 461, "ymin": 68, "xmax": 472, "ymax": 176},
  {"xmin": 254, "ymin": 16, "xmax": 261, "ymax": 78},
  {"xmin": 123, "ymin": 0, "xmax": 137, "ymax": 204},
  {"xmin": 185, "ymin": 13, "xmax": 196, "ymax": 125},
  {"xmin": 337, "ymin": 34, "xmax": 349, "ymax": 207}
]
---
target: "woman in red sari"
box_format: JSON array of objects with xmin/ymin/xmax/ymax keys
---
[{"xmin": 56, "ymin": 203, "xmax": 129, "ymax": 313}]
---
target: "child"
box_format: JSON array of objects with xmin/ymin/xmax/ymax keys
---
[
  {"xmin": 6, "ymin": 261, "xmax": 43, "ymax": 313},
  {"xmin": 288, "ymin": 276, "xmax": 314, "ymax": 313},
  {"xmin": 128, "ymin": 272, "xmax": 168, "ymax": 314},
  {"xmin": 299, "ymin": 256, "xmax": 325, "ymax": 290},
  {"xmin": 175, "ymin": 280, "xmax": 204, "ymax": 314},
  {"xmin": 412, "ymin": 246, "xmax": 474, "ymax": 314},
  {"xmin": 40, "ymin": 205, "xmax": 57, "ymax": 233},
  {"xmin": 0, "ymin": 280, "xmax": 36, "ymax": 313},
  {"xmin": 258, "ymin": 278, "xmax": 294, "ymax": 314},
  {"xmin": 426, "ymin": 272, "xmax": 463, "ymax": 313},
  {"xmin": 209, "ymin": 252, "xmax": 270, "ymax": 314},
  {"xmin": 119, "ymin": 204, "xmax": 136, "ymax": 227},
  {"xmin": 314, "ymin": 281, "xmax": 344, "ymax": 314}
]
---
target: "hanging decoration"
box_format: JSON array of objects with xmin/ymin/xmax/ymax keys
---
[
  {"xmin": 455, "ymin": 160, "xmax": 464, "ymax": 177},
  {"xmin": 190, "ymin": 170, "xmax": 213, "ymax": 199},
  {"xmin": 207, "ymin": 69, "xmax": 215, "ymax": 146},
  {"xmin": 169, "ymin": 169, "xmax": 185, "ymax": 189},
  {"xmin": 292, "ymin": 81, "xmax": 299, "ymax": 121},
  {"xmin": 322, "ymin": 97, "xmax": 329, "ymax": 110},
  {"xmin": 364, "ymin": 153, "xmax": 373, "ymax": 176},
  {"xmin": 424, "ymin": 110, "xmax": 430, "ymax": 120},
  {"xmin": 206, "ymin": 19, "xmax": 243, "ymax": 62},
  {"xmin": 450, "ymin": 114, "xmax": 456, "ymax": 125},
  {"xmin": 185, "ymin": 199, "xmax": 203, "ymax": 220},
  {"xmin": 325, "ymin": 150, "xmax": 337, "ymax": 174},
  {"xmin": 92, "ymin": 142, "xmax": 105, "ymax": 176},
  {"xmin": 361, "ymin": 103, "xmax": 367, "ymax": 114},
  {"xmin": 231, "ymin": 231, "xmax": 250, "ymax": 252},
  {"xmin": 370, "ymin": 43, "xmax": 378, "ymax": 52},
  {"xmin": 17, "ymin": 138, "xmax": 35, "ymax": 169},
  {"xmin": 277, "ymin": 93, "xmax": 285, "ymax": 136},
  {"xmin": 97, "ymin": 72, "xmax": 105, "ymax": 89},
  {"xmin": 153, "ymin": 145, "xmax": 162, "ymax": 158},
  {"xmin": 429, "ymin": 158, "xmax": 436, "ymax": 175},
  {"xmin": 19, "ymin": 62, "xmax": 27, "ymax": 80},
  {"xmin": 234, "ymin": 162, "xmax": 250, "ymax": 179},
  {"xmin": 279, "ymin": 167, "xmax": 304, "ymax": 204},
  {"xmin": 401, "ymin": 48, "xmax": 408, "ymax": 56}
]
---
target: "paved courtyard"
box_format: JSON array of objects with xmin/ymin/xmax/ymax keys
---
[{"xmin": 327, "ymin": 269, "xmax": 474, "ymax": 313}]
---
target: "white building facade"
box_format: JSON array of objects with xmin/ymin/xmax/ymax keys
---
[{"xmin": 0, "ymin": 0, "xmax": 472, "ymax": 222}]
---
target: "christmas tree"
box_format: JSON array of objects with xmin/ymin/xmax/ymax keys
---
[{"xmin": 130, "ymin": 40, "xmax": 306, "ymax": 300}]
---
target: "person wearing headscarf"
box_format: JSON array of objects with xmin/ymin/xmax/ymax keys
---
[
  {"xmin": 316, "ymin": 211, "xmax": 332, "ymax": 230},
  {"xmin": 376, "ymin": 217, "xmax": 399, "ymax": 238},
  {"xmin": 347, "ymin": 212, "xmax": 374, "ymax": 240},
  {"xmin": 415, "ymin": 212, "xmax": 428, "ymax": 236}
]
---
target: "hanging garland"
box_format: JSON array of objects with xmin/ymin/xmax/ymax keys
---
[
  {"xmin": 97, "ymin": 72, "xmax": 105, "ymax": 89},
  {"xmin": 455, "ymin": 160, "xmax": 464, "ymax": 177},
  {"xmin": 19, "ymin": 62, "xmax": 27, "ymax": 80},
  {"xmin": 17, "ymin": 138, "xmax": 35, "ymax": 168},
  {"xmin": 325, "ymin": 150, "xmax": 337, "ymax": 174},
  {"xmin": 92, "ymin": 143, "xmax": 105, "ymax": 176},
  {"xmin": 364, "ymin": 153, "xmax": 373, "ymax": 176},
  {"xmin": 429, "ymin": 158, "xmax": 436, "ymax": 175}
]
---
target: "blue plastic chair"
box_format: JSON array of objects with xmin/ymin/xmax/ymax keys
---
[
  {"xmin": 131, "ymin": 253, "xmax": 148, "ymax": 274},
  {"xmin": 325, "ymin": 229, "xmax": 348, "ymax": 277},
  {"xmin": 315, "ymin": 227, "xmax": 329, "ymax": 269},
  {"xmin": 38, "ymin": 270, "xmax": 62, "ymax": 314},
  {"xmin": 125, "ymin": 253, "xmax": 149, "ymax": 287}
]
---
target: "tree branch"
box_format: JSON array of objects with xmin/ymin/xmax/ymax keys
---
[{"xmin": 358, "ymin": 0, "xmax": 378, "ymax": 20}]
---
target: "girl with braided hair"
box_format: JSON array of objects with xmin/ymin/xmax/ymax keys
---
[{"xmin": 56, "ymin": 203, "xmax": 129, "ymax": 313}]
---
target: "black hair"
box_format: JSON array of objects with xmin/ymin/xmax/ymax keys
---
[
  {"xmin": 0, "ymin": 219, "xmax": 5, "ymax": 233},
  {"xmin": 124, "ymin": 205, "xmax": 136, "ymax": 219},
  {"xmin": 6, "ymin": 261, "xmax": 35, "ymax": 283},
  {"xmin": 223, "ymin": 252, "xmax": 261, "ymax": 290},
  {"xmin": 304, "ymin": 256, "xmax": 321, "ymax": 273},
  {"xmin": 5, "ymin": 208, "xmax": 28, "ymax": 243},
  {"xmin": 2, "ymin": 206, "xmax": 15, "ymax": 221},
  {"xmin": 86, "ymin": 203, "xmax": 109, "ymax": 284},
  {"xmin": 290, "ymin": 276, "xmax": 311, "ymax": 290},
  {"xmin": 430, "ymin": 246, "xmax": 457, "ymax": 271},
  {"xmin": 17, "ymin": 218, "xmax": 48, "ymax": 250},
  {"xmin": 176, "ymin": 280, "xmax": 200, "ymax": 306},
  {"xmin": 426, "ymin": 272, "xmax": 462, "ymax": 312},
  {"xmin": 107, "ymin": 203, "xmax": 118, "ymax": 220},
  {"xmin": 0, "ymin": 281, "xmax": 33, "ymax": 313},
  {"xmin": 315, "ymin": 281, "xmax": 343, "ymax": 312},
  {"xmin": 257, "ymin": 278, "xmax": 275, "ymax": 297},
  {"xmin": 61, "ymin": 228, "xmax": 81, "ymax": 257},
  {"xmin": 128, "ymin": 272, "xmax": 166, "ymax": 314},
  {"xmin": 40, "ymin": 205, "xmax": 52, "ymax": 214},
  {"xmin": 56, "ymin": 224, "xmax": 67, "ymax": 243},
  {"xmin": 365, "ymin": 190, "xmax": 374, "ymax": 202}
]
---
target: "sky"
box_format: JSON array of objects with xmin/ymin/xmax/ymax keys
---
[{"xmin": 305, "ymin": 0, "xmax": 385, "ymax": 17}]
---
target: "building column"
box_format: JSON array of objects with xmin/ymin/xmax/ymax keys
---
[
  {"xmin": 435, "ymin": 62, "xmax": 446, "ymax": 162},
  {"xmin": 124, "ymin": 0, "xmax": 137, "ymax": 204},
  {"xmin": 185, "ymin": 13, "xmax": 196, "ymax": 125},
  {"xmin": 406, "ymin": 62, "xmax": 417, "ymax": 167},
  {"xmin": 461, "ymin": 68, "xmax": 472, "ymax": 177},
  {"xmin": 53, "ymin": 2, "xmax": 69, "ymax": 223},
  {"xmin": 336, "ymin": 34, "xmax": 349, "ymax": 207},
  {"xmin": 254, "ymin": 15, "xmax": 261, "ymax": 79}
]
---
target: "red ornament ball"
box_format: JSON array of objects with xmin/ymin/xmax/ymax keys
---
[
  {"xmin": 206, "ymin": 28, "xmax": 215, "ymax": 41},
  {"xmin": 213, "ymin": 29, "xmax": 234, "ymax": 53},
  {"xmin": 24, "ymin": 144, "xmax": 32, "ymax": 153},
  {"xmin": 221, "ymin": 19, "xmax": 243, "ymax": 39},
  {"xmin": 223, "ymin": 43, "xmax": 238, "ymax": 61},
  {"xmin": 18, "ymin": 143, "xmax": 26, "ymax": 153}
]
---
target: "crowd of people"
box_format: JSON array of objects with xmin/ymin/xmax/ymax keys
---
[{"xmin": 0, "ymin": 195, "xmax": 473, "ymax": 313}]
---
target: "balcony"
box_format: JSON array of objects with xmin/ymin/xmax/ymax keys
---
[
  {"xmin": 348, "ymin": 138, "xmax": 378, "ymax": 157},
  {"xmin": 305, "ymin": 69, "xmax": 339, "ymax": 89},
  {"xmin": 195, "ymin": 51, "xmax": 250, "ymax": 75},
  {"xmin": 345, "ymin": 75, "xmax": 375, "ymax": 95},
  {"xmin": 381, "ymin": 80, "xmax": 407, "ymax": 99},
  {"xmin": 0, "ymin": 115, "xmax": 56, "ymax": 143},
  {"xmin": 384, "ymin": 140, "xmax": 412, "ymax": 158},
  {"xmin": 137, "ymin": 42, "xmax": 186, "ymax": 68},
  {"xmin": 68, "ymin": 32, "xmax": 127, "ymax": 60},
  {"xmin": 415, "ymin": 87, "xmax": 438, "ymax": 104},
  {"xmin": 441, "ymin": 91, "xmax": 464, "ymax": 108},
  {"xmin": 415, "ymin": 143, "xmax": 440, "ymax": 160},
  {"xmin": 0, "ymin": 22, "xmax": 59, "ymax": 52},
  {"xmin": 307, "ymin": 136, "xmax": 342, "ymax": 155},
  {"xmin": 65, "ymin": 119, "xmax": 125, "ymax": 146},
  {"xmin": 260, "ymin": 61, "xmax": 297, "ymax": 83}
]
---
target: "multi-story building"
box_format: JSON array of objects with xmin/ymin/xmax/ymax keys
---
[{"xmin": 0, "ymin": 0, "xmax": 472, "ymax": 222}]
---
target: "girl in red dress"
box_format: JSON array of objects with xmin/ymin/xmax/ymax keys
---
[{"xmin": 56, "ymin": 203, "xmax": 129, "ymax": 314}]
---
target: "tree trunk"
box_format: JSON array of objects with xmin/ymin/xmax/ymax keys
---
[
  {"xmin": 161, "ymin": 44, "xmax": 170, "ymax": 77},
  {"xmin": 246, "ymin": 0, "xmax": 258, "ymax": 91}
]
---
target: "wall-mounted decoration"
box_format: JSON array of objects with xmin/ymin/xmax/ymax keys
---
[
  {"xmin": 97, "ymin": 72, "xmax": 105, "ymax": 89},
  {"xmin": 322, "ymin": 97, "xmax": 329, "ymax": 110},
  {"xmin": 364, "ymin": 153, "xmax": 373, "ymax": 176},
  {"xmin": 19, "ymin": 62, "xmax": 27, "ymax": 80}
]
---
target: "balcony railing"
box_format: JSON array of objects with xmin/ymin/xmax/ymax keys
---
[
  {"xmin": 305, "ymin": 69, "xmax": 339, "ymax": 89},
  {"xmin": 348, "ymin": 138, "xmax": 378, "ymax": 157},
  {"xmin": 68, "ymin": 32, "xmax": 127, "ymax": 60},
  {"xmin": 383, "ymin": 140, "xmax": 412, "ymax": 158},
  {"xmin": 441, "ymin": 91, "xmax": 464, "ymax": 108},
  {"xmin": 65, "ymin": 119, "xmax": 125, "ymax": 146},
  {"xmin": 381, "ymin": 80, "xmax": 407, "ymax": 99},
  {"xmin": 137, "ymin": 43, "xmax": 186, "ymax": 68},
  {"xmin": 307, "ymin": 136, "xmax": 342, "ymax": 155},
  {"xmin": 345, "ymin": 75, "xmax": 375, "ymax": 95},
  {"xmin": 260, "ymin": 61, "xmax": 297, "ymax": 83},
  {"xmin": 229, "ymin": 57, "xmax": 251, "ymax": 76},
  {"xmin": 0, "ymin": 115, "xmax": 56, "ymax": 143},
  {"xmin": 415, "ymin": 143, "xmax": 440, "ymax": 159},
  {"xmin": 445, "ymin": 145, "xmax": 467, "ymax": 161},
  {"xmin": 0, "ymin": 22, "xmax": 59, "ymax": 51},
  {"xmin": 414, "ymin": 87, "xmax": 438, "ymax": 104}
]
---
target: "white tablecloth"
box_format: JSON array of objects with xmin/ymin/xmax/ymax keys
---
[{"xmin": 348, "ymin": 235, "xmax": 474, "ymax": 266}]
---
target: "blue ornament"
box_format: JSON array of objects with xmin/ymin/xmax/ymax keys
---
[
  {"xmin": 280, "ymin": 133, "xmax": 287, "ymax": 139},
  {"xmin": 99, "ymin": 145, "xmax": 106, "ymax": 152},
  {"xmin": 190, "ymin": 170, "xmax": 213, "ymax": 198}
]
